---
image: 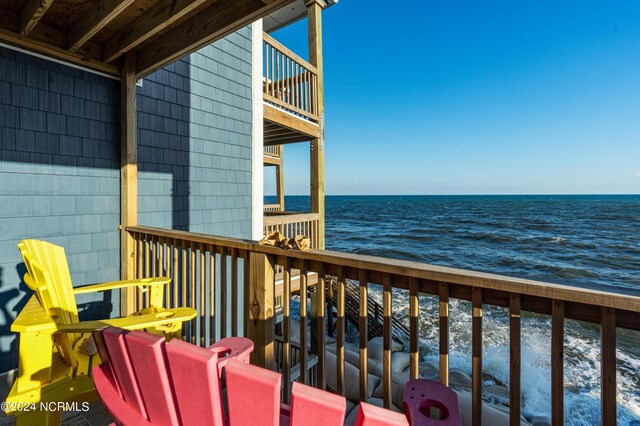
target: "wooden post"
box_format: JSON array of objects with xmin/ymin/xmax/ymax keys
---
[
  {"xmin": 120, "ymin": 51, "xmax": 137, "ymax": 316},
  {"xmin": 275, "ymin": 149, "xmax": 285, "ymax": 211},
  {"xmin": 307, "ymin": 0, "xmax": 325, "ymax": 249},
  {"xmin": 248, "ymin": 252, "xmax": 275, "ymax": 370}
]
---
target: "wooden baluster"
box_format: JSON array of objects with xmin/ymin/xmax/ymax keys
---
[
  {"xmin": 231, "ymin": 249, "xmax": 238, "ymax": 337},
  {"xmin": 313, "ymin": 263, "xmax": 326, "ymax": 390},
  {"xmin": 208, "ymin": 247, "xmax": 215, "ymax": 344},
  {"xmin": 326, "ymin": 272, "xmax": 334, "ymax": 336},
  {"xmin": 409, "ymin": 277, "xmax": 419, "ymax": 380},
  {"xmin": 160, "ymin": 238, "xmax": 168, "ymax": 307},
  {"xmin": 220, "ymin": 247, "xmax": 227, "ymax": 338},
  {"xmin": 287, "ymin": 56, "xmax": 292, "ymax": 106},
  {"xmin": 190, "ymin": 244, "xmax": 196, "ymax": 344},
  {"xmin": 143, "ymin": 235, "xmax": 150, "ymax": 308},
  {"xmin": 270, "ymin": 44, "xmax": 274, "ymax": 98},
  {"xmin": 180, "ymin": 245, "xmax": 187, "ymax": 339},
  {"xmin": 265, "ymin": 41, "xmax": 269, "ymax": 97},
  {"xmin": 172, "ymin": 240, "xmax": 178, "ymax": 309},
  {"xmin": 307, "ymin": 69, "xmax": 312, "ymax": 114},
  {"xmin": 472, "ymin": 287, "xmax": 482, "ymax": 426},
  {"xmin": 439, "ymin": 282, "xmax": 449, "ymax": 386},
  {"xmin": 336, "ymin": 266, "xmax": 345, "ymax": 395},
  {"xmin": 359, "ymin": 269, "xmax": 368, "ymax": 402},
  {"xmin": 200, "ymin": 243, "xmax": 206, "ymax": 346},
  {"xmin": 243, "ymin": 250, "xmax": 251, "ymax": 338},
  {"xmin": 314, "ymin": 74, "xmax": 318, "ymax": 116},
  {"xmin": 510, "ymin": 294, "xmax": 521, "ymax": 426},
  {"xmin": 601, "ymin": 307, "xmax": 616, "ymax": 426},
  {"xmin": 382, "ymin": 273, "xmax": 392, "ymax": 409},
  {"xmin": 282, "ymin": 257, "xmax": 291, "ymax": 402},
  {"xmin": 551, "ymin": 300, "xmax": 564, "ymax": 426},
  {"xmin": 136, "ymin": 236, "xmax": 143, "ymax": 310},
  {"xmin": 295, "ymin": 63, "xmax": 299, "ymax": 110},
  {"xmin": 150, "ymin": 235, "xmax": 156, "ymax": 279},
  {"xmin": 279, "ymin": 49, "xmax": 282, "ymax": 99},
  {"xmin": 300, "ymin": 259, "xmax": 308, "ymax": 384}
]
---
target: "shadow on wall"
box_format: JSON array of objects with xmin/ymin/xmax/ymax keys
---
[{"xmin": 137, "ymin": 56, "xmax": 191, "ymax": 232}]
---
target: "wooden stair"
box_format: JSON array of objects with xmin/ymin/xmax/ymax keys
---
[{"xmin": 328, "ymin": 279, "xmax": 409, "ymax": 345}]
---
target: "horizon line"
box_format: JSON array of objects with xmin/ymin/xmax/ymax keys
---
[{"xmin": 264, "ymin": 193, "xmax": 640, "ymax": 197}]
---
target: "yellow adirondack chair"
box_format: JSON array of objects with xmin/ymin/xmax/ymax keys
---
[{"xmin": 5, "ymin": 239, "xmax": 197, "ymax": 425}]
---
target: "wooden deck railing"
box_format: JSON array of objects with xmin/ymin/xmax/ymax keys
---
[
  {"xmin": 126, "ymin": 225, "xmax": 640, "ymax": 426},
  {"xmin": 264, "ymin": 144, "xmax": 282, "ymax": 158},
  {"xmin": 263, "ymin": 211, "xmax": 320, "ymax": 249},
  {"xmin": 263, "ymin": 32, "xmax": 319, "ymax": 123},
  {"xmin": 264, "ymin": 204, "xmax": 282, "ymax": 212}
]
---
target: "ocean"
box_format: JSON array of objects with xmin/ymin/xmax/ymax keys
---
[{"xmin": 266, "ymin": 194, "xmax": 640, "ymax": 424}]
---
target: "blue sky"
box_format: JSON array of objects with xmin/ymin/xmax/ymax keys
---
[{"xmin": 264, "ymin": 0, "xmax": 640, "ymax": 195}]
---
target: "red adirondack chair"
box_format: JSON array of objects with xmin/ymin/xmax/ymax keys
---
[
  {"xmin": 92, "ymin": 327, "xmax": 440, "ymax": 426},
  {"xmin": 94, "ymin": 328, "xmax": 352, "ymax": 425},
  {"xmin": 92, "ymin": 327, "xmax": 253, "ymax": 426}
]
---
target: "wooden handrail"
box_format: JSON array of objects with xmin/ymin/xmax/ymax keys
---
[
  {"xmin": 263, "ymin": 32, "xmax": 318, "ymax": 74},
  {"xmin": 128, "ymin": 225, "xmax": 638, "ymax": 426},
  {"xmin": 128, "ymin": 225, "xmax": 640, "ymax": 316},
  {"xmin": 263, "ymin": 32, "xmax": 319, "ymax": 123}
]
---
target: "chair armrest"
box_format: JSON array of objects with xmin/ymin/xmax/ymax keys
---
[
  {"xmin": 11, "ymin": 295, "xmax": 57, "ymax": 333},
  {"xmin": 73, "ymin": 277, "xmax": 171, "ymax": 295},
  {"xmin": 56, "ymin": 307, "xmax": 197, "ymax": 333}
]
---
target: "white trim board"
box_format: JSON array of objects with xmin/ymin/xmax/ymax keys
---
[{"xmin": 251, "ymin": 19, "xmax": 265, "ymax": 241}]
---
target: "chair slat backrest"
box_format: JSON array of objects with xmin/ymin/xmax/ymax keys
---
[
  {"xmin": 18, "ymin": 243, "xmax": 80, "ymax": 367},
  {"xmin": 19, "ymin": 240, "xmax": 79, "ymax": 322},
  {"xmin": 165, "ymin": 338, "xmax": 224, "ymax": 426},
  {"xmin": 102, "ymin": 327, "xmax": 149, "ymax": 421},
  {"xmin": 289, "ymin": 381, "xmax": 346, "ymax": 426},
  {"xmin": 225, "ymin": 359, "xmax": 281, "ymax": 426},
  {"xmin": 124, "ymin": 331, "xmax": 180, "ymax": 426},
  {"xmin": 355, "ymin": 402, "xmax": 409, "ymax": 426}
]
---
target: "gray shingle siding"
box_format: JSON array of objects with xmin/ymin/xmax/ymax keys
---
[
  {"xmin": 0, "ymin": 47, "xmax": 121, "ymax": 371},
  {"xmin": 138, "ymin": 27, "xmax": 253, "ymax": 239},
  {"xmin": 0, "ymin": 27, "xmax": 254, "ymax": 372}
]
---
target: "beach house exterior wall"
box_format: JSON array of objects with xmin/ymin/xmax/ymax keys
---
[{"xmin": 0, "ymin": 28, "xmax": 256, "ymax": 372}]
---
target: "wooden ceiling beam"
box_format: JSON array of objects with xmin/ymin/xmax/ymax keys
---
[
  {"xmin": 68, "ymin": 0, "xmax": 136, "ymax": 53},
  {"xmin": 264, "ymin": 103, "xmax": 320, "ymax": 139},
  {"xmin": 19, "ymin": 0, "xmax": 54, "ymax": 36},
  {"xmin": 135, "ymin": 0, "xmax": 294, "ymax": 78},
  {"xmin": 102, "ymin": 0, "xmax": 211, "ymax": 64},
  {"xmin": 265, "ymin": 134, "xmax": 310, "ymax": 145},
  {"xmin": 0, "ymin": 27, "xmax": 118, "ymax": 76}
]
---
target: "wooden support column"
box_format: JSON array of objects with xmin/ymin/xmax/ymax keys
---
[
  {"xmin": 248, "ymin": 252, "xmax": 275, "ymax": 370},
  {"xmin": 307, "ymin": 0, "xmax": 325, "ymax": 249},
  {"xmin": 120, "ymin": 52, "xmax": 137, "ymax": 316}
]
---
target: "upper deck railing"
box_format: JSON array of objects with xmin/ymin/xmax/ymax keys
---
[
  {"xmin": 263, "ymin": 32, "xmax": 319, "ymax": 123},
  {"xmin": 264, "ymin": 145, "xmax": 282, "ymax": 159},
  {"xmin": 126, "ymin": 225, "xmax": 639, "ymax": 426},
  {"xmin": 264, "ymin": 211, "xmax": 320, "ymax": 250}
]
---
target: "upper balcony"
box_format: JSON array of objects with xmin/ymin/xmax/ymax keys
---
[{"xmin": 263, "ymin": 32, "xmax": 321, "ymax": 146}]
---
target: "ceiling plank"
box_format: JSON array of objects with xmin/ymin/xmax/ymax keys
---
[
  {"xmin": 19, "ymin": 0, "xmax": 54, "ymax": 36},
  {"xmin": 136, "ymin": 0, "xmax": 295, "ymax": 78},
  {"xmin": 0, "ymin": 27, "xmax": 118, "ymax": 76},
  {"xmin": 102, "ymin": 0, "xmax": 211, "ymax": 64},
  {"xmin": 68, "ymin": 0, "xmax": 136, "ymax": 53}
]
